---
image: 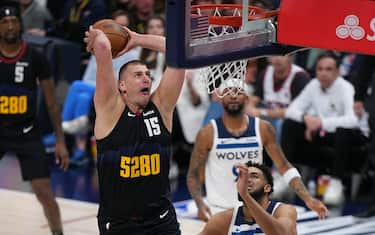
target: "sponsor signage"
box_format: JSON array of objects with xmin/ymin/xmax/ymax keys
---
[{"xmin": 278, "ymin": 0, "xmax": 375, "ymax": 55}]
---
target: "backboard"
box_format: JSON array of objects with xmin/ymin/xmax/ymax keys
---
[{"xmin": 166, "ymin": 0, "xmax": 301, "ymax": 69}]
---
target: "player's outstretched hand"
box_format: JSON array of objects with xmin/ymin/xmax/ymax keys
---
[
  {"xmin": 84, "ymin": 26, "xmax": 109, "ymax": 54},
  {"xmin": 235, "ymin": 163, "xmax": 250, "ymax": 200},
  {"xmin": 116, "ymin": 26, "xmax": 137, "ymax": 57},
  {"xmin": 305, "ymin": 197, "xmax": 329, "ymax": 220},
  {"xmin": 55, "ymin": 141, "xmax": 69, "ymax": 171}
]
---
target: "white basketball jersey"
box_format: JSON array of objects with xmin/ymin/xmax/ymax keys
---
[
  {"xmin": 205, "ymin": 116, "xmax": 263, "ymax": 210},
  {"xmin": 228, "ymin": 201, "xmax": 282, "ymax": 235},
  {"xmin": 263, "ymin": 64, "xmax": 304, "ymax": 108}
]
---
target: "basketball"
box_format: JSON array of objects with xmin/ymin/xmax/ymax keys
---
[{"xmin": 93, "ymin": 19, "xmax": 129, "ymax": 58}]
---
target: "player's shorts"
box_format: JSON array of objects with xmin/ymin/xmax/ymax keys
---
[
  {"xmin": 98, "ymin": 204, "xmax": 181, "ymax": 235},
  {"xmin": 0, "ymin": 128, "xmax": 50, "ymax": 181}
]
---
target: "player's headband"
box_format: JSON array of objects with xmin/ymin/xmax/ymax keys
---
[{"xmin": 0, "ymin": 6, "xmax": 20, "ymax": 20}]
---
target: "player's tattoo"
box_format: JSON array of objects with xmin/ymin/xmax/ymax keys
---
[
  {"xmin": 263, "ymin": 121, "xmax": 311, "ymax": 201},
  {"xmin": 187, "ymin": 146, "xmax": 208, "ymax": 204},
  {"xmin": 289, "ymin": 178, "xmax": 310, "ymax": 201}
]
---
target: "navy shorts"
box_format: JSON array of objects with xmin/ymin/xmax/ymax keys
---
[
  {"xmin": 98, "ymin": 206, "xmax": 181, "ymax": 235},
  {"xmin": 0, "ymin": 130, "xmax": 50, "ymax": 181}
]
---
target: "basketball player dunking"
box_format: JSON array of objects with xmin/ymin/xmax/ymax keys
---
[{"xmin": 85, "ymin": 23, "xmax": 185, "ymax": 234}]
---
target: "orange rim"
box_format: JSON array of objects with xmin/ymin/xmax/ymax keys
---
[{"xmin": 191, "ymin": 4, "xmax": 279, "ymax": 27}]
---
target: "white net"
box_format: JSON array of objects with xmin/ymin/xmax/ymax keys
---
[
  {"xmin": 199, "ymin": 60, "xmax": 247, "ymax": 98},
  {"xmin": 196, "ymin": 5, "xmax": 254, "ymax": 98}
]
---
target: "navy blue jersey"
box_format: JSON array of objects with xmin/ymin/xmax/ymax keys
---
[
  {"xmin": 229, "ymin": 201, "xmax": 282, "ymax": 235},
  {"xmin": 96, "ymin": 101, "xmax": 172, "ymax": 223},
  {"xmin": 0, "ymin": 41, "xmax": 51, "ymax": 137}
]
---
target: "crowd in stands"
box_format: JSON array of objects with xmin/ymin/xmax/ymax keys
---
[{"xmin": 11, "ymin": 0, "xmax": 375, "ymax": 216}]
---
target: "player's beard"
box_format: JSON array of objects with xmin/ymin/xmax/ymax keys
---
[
  {"xmin": 224, "ymin": 103, "xmax": 244, "ymax": 116},
  {"xmin": 249, "ymin": 187, "xmax": 266, "ymax": 202},
  {"xmin": 2, "ymin": 32, "xmax": 20, "ymax": 44}
]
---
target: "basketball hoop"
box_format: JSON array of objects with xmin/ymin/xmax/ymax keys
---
[
  {"xmin": 192, "ymin": 4, "xmax": 279, "ymax": 98},
  {"xmin": 192, "ymin": 4, "xmax": 279, "ymax": 27},
  {"xmin": 200, "ymin": 60, "xmax": 248, "ymax": 98}
]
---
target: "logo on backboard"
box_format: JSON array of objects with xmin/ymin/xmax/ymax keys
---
[{"xmin": 336, "ymin": 15, "xmax": 375, "ymax": 41}]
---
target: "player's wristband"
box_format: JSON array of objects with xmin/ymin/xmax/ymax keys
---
[
  {"xmin": 259, "ymin": 109, "xmax": 268, "ymax": 117},
  {"xmin": 283, "ymin": 167, "xmax": 301, "ymax": 185}
]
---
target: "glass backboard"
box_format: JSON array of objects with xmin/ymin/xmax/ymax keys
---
[{"xmin": 166, "ymin": 0, "xmax": 301, "ymax": 69}]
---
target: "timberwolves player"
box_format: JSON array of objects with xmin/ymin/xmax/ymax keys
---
[
  {"xmin": 85, "ymin": 23, "xmax": 185, "ymax": 234},
  {"xmin": 187, "ymin": 82, "xmax": 327, "ymax": 221},
  {"xmin": 0, "ymin": 1, "xmax": 68, "ymax": 235},
  {"xmin": 199, "ymin": 162, "xmax": 297, "ymax": 235}
]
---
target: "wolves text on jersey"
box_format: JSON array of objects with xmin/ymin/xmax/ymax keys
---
[{"xmin": 216, "ymin": 150, "xmax": 259, "ymax": 160}]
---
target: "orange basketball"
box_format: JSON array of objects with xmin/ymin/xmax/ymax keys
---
[{"xmin": 93, "ymin": 19, "xmax": 129, "ymax": 58}]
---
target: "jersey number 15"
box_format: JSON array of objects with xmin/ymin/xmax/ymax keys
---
[{"xmin": 144, "ymin": 117, "xmax": 161, "ymax": 137}]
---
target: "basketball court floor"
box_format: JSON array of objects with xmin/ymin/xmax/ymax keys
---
[{"xmin": 1, "ymin": 153, "xmax": 374, "ymax": 235}]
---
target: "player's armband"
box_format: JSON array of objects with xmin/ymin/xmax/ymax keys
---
[{"xmin": 283, "ymin": 167, "xmax": 301, "ymax": 185}]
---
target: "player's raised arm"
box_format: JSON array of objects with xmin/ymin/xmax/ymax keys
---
[
  {"xmin": 260, "ymin": 120, "xmax": 328, "ymax": 219},
  {"xmin": 147, "ymin": 39, "xmax": 185, "ymax": 129},
  {"xmin": 85, "ymin": 26, "xmax": 117, "ymax": 112},
  {"xmin": 152, "ymin": 65, "xmax": 186, "ymax": 115}
]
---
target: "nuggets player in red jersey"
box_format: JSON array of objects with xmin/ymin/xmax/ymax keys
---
[
  {"xmin": 0, "ymin": 1, "xmax": 69, "ymax": 235},
  {"xmin": 85, "ymin": 19, "xmax": 185, "ymax": 234}
]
